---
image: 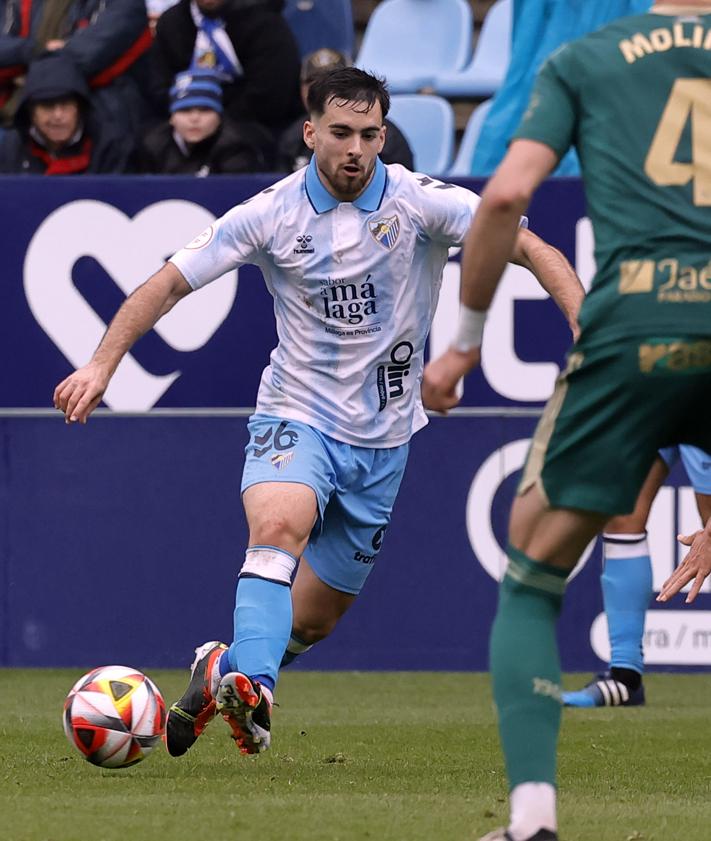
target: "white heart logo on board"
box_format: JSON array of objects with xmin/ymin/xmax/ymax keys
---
[{"xmin": 23, "ymin": 200, "xmax": 238, "ymax": 410}]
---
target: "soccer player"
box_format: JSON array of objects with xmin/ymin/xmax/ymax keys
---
[
  {"xmin": 564, "ymin": 445, "xmax": 711, "ymax": 708},
  {"xmin": 422, "ymin": 3, "xmax": 711, "ymax": 840},
  {"xmin": 54, "ymin": 68, "xmax": 583, "ymax": 758}
]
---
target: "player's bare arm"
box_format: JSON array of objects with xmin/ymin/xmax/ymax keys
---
[
  {"xmin": 53, "ymin": 263, "xmax": 191, "ymax": 425},
  {"xmin": 510, "ymin": 228, "xmax": 584, "ymax": 341},
  {"xmin": 422, "ymin": 140, "xmax": 563, "ymax": 414}
]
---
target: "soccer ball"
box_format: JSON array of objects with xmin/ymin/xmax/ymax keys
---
[{"xmin": 63, "ymin": 665, "xmax": 166, "ymax": 768}]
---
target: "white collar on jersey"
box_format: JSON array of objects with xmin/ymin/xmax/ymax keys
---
[{"xmin": 305, "ymin": 155, "xmax": 388, "ymax": 214}]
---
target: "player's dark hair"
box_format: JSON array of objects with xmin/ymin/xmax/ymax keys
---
[{"xmin": 307, "ymin": 67, "xmax": 390, "ymax": 120}]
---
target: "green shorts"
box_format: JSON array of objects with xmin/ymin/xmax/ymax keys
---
[{"xmin": 519, "ymin": 336, "xmax": 711, "ymax": 516}]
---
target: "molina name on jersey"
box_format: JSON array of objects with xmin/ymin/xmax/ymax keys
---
[{"xmin": 170, "ymin": 156, "xmax": 481, "ymax": 448}]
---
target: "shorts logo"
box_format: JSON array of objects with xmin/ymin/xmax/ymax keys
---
[
  {"xmin": 294, "ymin": 234, "xmax": 314, "ymax": 254},
  {"xmin": 369, "ymin": 215, "xmax": 400, "ymax": 250},
  {"xmin": 372, "ymin": 526, "xmax": 386, "ymax": 551},
  {"xmin": 271, "ymin": 451, "xmax": 295, "ymax": 470}
]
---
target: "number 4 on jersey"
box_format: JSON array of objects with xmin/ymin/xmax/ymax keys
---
[{"xmin": 645, "ymin": 78, "xmax": 711, "ymax": 206}]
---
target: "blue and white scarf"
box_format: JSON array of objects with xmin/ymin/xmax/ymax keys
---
[{"xmin": 190, "ymin": 1, "xmax": 243, "ymax": 81}]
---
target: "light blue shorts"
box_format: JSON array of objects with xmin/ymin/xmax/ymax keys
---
[
  {"xmin": 659, "ymin": 445, "xmax": 711, "ymax": 494},
  {"xmin": 241, "ymin": 414, "xmax": 409, "ymax": 594}
]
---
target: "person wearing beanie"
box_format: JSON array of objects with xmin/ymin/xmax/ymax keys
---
[
  {"xmin": 277, "ymin": 49, "xmax": 414, "ymax": 173},
  {"xmin": 138, "ymin": 69, "xmax": 274, "ymax": 174},
  {"xmin": 148, "ymin": 0, "xmax": 301, "ymax": 134},
  {"xmin": 0, "ymin": 52, "xmax": 131, "ymax": 174}
]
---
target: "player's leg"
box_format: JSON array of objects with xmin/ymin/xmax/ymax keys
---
[
  {"xmin": 215, "ymin": 479, "xmax": 319, "ymax": 754},
  {"xmin": 281, "ymin": 556, "xmax": 356, "ymax": 666},
  {"xmin": 563, "ymin": 453, "xmax": 671, "ymax": 707},
  {"xmin": 283, "ymin": 440, "xmax": 409, "ymax": 667},
  {"xmin": 166, "ymin": 416, "xmax": 330, "ymax": 757},
  {"xmin": 679, "ymin": 445, "xmax": 711, "ymax": 528},
  {"xmin": 484, "ymin": 341, "xmax": 665, "ymax": 841},
  {"xmin": 491, "ymin": 485, "xmax": 607, "ymax": 841}
]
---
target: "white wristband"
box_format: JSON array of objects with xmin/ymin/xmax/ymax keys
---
[{"xmin": 452, "ymin": 305, "xmax": 487, "ymax": 352}]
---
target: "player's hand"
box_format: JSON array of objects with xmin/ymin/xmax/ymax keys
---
[
  {"xmin": 657, "ymin": 526, "xmax": 711, "ymax": 604},
  {"xmin": 421, "ymin": 346, "xmax": 480, "ymax": 414},
  {"xmin": 53, "ymin": 361, "xmax": 111, "ymax": 425}
]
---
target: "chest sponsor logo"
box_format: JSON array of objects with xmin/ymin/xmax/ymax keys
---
[
  {"xmin": 320, "ymin": 274, "xmax": 379, "ymax": 331},
  {"xmin": 377, "ymin": 340, "xmax": 413, "ymax": 410},
  {"xmin": 369, "ymin": 215, "xmax": 400, "ymax": 250},
  {"xmin": 294, "ymin": 234, "xmax": 314, "ymax": 254}
]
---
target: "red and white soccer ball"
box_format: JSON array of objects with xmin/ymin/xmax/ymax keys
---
[{"xmin": 63, "ymin": 665, "xmax": 166, "ymax": 769}]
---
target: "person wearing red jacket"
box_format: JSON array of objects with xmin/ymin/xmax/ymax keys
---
[{"xmin": 0, "ymin": 0, "xmax": 152, "ymax": 142}]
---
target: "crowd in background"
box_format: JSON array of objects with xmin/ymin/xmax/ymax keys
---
[{"xmin": 0, "ymin": 0, "xmax": 413, "ymax": 176}]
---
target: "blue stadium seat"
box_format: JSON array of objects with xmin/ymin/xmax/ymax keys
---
[
  {"xmin": 433, "ymin": 0, "xmax": 512, "ymax": 97},
  {"xmin": 356, "ymin": 0, "xmax": 471, "ymax": 94},
  {"xmin": 387, "ymin": 94, "xmax": 454, "ymax": 175},
  {"xmin": 448, "ymin": 99, "xmax": 493, "ymax": 175},
  {"xmin": 283, "ymin": 0, "xmax": 355, "ymax": 59}
]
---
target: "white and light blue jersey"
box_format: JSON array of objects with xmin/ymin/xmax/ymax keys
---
[{"xmin": 170, "ymin": 156, "xmax": 480, "ymax": 447}]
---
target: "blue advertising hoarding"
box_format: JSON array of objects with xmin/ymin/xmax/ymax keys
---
[{"xmin": 0, "ymin": 175, "xmax": 708, "ymax": 671}]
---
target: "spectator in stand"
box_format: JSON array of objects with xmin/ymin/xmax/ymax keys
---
[
  {"xmin": 148, "ymin": 0, "xmax": 301, "ymax": 136},
  {"xmin": 0, "ymin": 52, "xmax": 130, "ymax": 174},
  {"xmin": 147, "ymin": 0, "xmax": 181, "ymax": 35},
  {"xmin": 0, "ymin": 0, "xmax": 152, "ymax": 144},
  {"xmin": 138, "ymin": 69, "xmax": 274, "ymax": 174},
  {"xmin": 278, "ymin": 48, "xmax": 414, "ymax": 173}
]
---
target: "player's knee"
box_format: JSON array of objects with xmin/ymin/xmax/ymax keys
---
[
  {"xmin": 248, "ymin": 510, "xmax": 311, "ymax": 553},
  {"xmin": 291, "ymin": 616, "xmax": 338, "ymax": 645}
]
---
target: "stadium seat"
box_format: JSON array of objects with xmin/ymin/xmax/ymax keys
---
[
  {"xmin": 448, "ymin": 99, "xmax": 492, "ymax": 175},
  {"xmin": 283, "ymin": 0, "xmax": 355, "ymax": 59},
  {"xmin": 356, "ymin": 0, "xmax": 471, "ymax": 94},
  {"xmin": 387, "ymin": 94, "xmax": 454, "ymax": 175},
  {"xmin": 433, "ymin": 0, "xmax": 512, "ymax": 97}
]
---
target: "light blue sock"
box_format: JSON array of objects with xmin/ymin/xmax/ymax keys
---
[
  {"xmin": 601, "ymin": 532, "xmax": 653, "ymax": 674},
  {"xmin": 227, "ymin": 575, "xmax": 293, "ymax": 690}
]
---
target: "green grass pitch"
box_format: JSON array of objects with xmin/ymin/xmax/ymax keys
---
[{"xmin": 3, "ymin": 670, "xmax": 711, "ymax": 841}]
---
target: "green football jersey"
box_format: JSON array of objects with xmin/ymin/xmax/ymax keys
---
[{"xmin": 515, "ymin": 7, "xmax": 711, "ymax": 344}]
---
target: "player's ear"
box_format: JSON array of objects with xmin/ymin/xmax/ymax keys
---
[
  {"xmin": 377, "ymin": 123, "xmax": 386, "ymax": 153},
  {"xmin": 303, "ymin": 120, "xmax": 316, "ymax": 150}
]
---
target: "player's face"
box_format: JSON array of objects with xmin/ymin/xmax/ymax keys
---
[
  {"xmin": 31, "ymin": 98, "xmax": 80, "ymax": 150},
  {"xmin": 304, "ymin": 98, "xmax": 386, "ymax": 201},
  {"xmin": 170, "ymin": 107, "xmax": 221, "ymax": 144}
]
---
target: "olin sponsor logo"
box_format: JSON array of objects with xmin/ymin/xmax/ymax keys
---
[{"xmin": 377, "ymin": 341, "xmax": 413, "ymax": 411}]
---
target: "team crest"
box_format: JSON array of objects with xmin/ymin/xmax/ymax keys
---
[
  {"xmin": 271, "ymin": 452, "xmax": 294, "ymax": 470},
  {"xmin": 369, "ymin": 215, "xmax": 400, "ymax": 250}
]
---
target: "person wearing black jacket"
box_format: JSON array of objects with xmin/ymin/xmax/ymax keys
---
[
  {"xmin": 0, "ymin": 0, "xmax": 151, "ymax": 140},
  {"xmin": 148, "ymin": 0, "xmax": 301, "ymax": 135},
  {"xmin": 138, "ymin": 69, "xmax": 274, "ymax": 174},
  {"xmin": 277, "ymin": 49, "xmax": 414, "ymax": 173},
  {"xmin": 0, "ymin": 52, "xmax": 130, "ymax": 173}
]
